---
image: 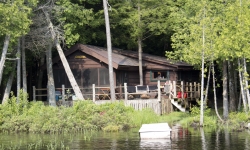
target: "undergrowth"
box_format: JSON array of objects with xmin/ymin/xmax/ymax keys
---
[{"xmin": 0, "ymin": 91, "xmax": 249, "ymax": 133}]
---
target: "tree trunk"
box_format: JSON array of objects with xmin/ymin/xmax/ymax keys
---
[
  {"xmin": 212, "ymin": 61, "xmax": 223, "ymax": 122},
  {"xmin": 243, "ymin": 57, "xmax": 250, "ymax": 110},
  {"xmin": 103, "ymin": 0, "xmax": 116, "ymax": 101},
  {"xmin": 204, "ymin": 63, "xmax": 211, "ymax": 108},
  {"xmin": 233, "ymin": 62, "xmax": 238, "ymax": 109},
  {"xmin": 46, "ymin": 43, "xmax": 56, "ymax": 106},
  {"xmin": 44, "ymin": 11, "xmax": 84, "ymax": 100},
  {"xmin": 223, "ymin": 60, "xmax": 229, "ymax": 120},
  {"xmin": 22, "ymin": 36, "xmax": 27, "ymax": 94},
  {"xmin": 2, "ymin": 63, "xmax": 16, "ymax": 104},
  {"xmin": 138, "ymin": 38, "xmax": 143, "ymax": 85},
  {"xmin": 37, "ymin": 56, "xmax": 45, "ymax": 100},
  {"xmin": 138, "ymin": 3, "xmax": 143, "ymax": 85},
  {"xmin": 17, "ymin": 38, "xmax": 21, "ymax": 102},
  {"xmin": 238, "ymin": 58, "xmax": 247, "ymax": 111},
  {"xmin": 200, "ymin": 7, "xmax": 205, "ymax": 126},
  {"xmin": 228, "ymin": 61, "xmax": 236, "ymax": 112},
  {"xmin": 0, "ymin": 35, "xmax": 10, "ymax": 86}
]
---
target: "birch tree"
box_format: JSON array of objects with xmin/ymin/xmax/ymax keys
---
[
  {"xmin": 103, "ymin": 0, "xmax": 115, "ymax": 101},
  {"xmin": 0, "ymin": 0, "xmax": 36, "ymax": 86},
  {"xmin": 43, "ymin": 10, "xmax": 84, "ymax": 100},
  {"xmin": 17, "ymin": 39, "xmax": 21, "ymax": 102},
  {"xmin": 46, "ymin": 43, "xmax": 56, "ymax": 106}
]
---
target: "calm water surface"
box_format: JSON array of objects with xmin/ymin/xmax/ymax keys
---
[{"xmin": 0, "ymin": 125, "xmax": 250, "ymax": 150}]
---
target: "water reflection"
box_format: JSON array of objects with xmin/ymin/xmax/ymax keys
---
[
  {"xmin": 140, "ymin": 139, "xmax": 172, "ymax": 150},
  {"xmin": 0, "ymin": 125, "xmax": 250, "ymax": 149}
]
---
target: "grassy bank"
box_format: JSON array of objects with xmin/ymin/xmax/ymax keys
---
[{"xmin": 0, "ymin": 92, "xmax": 249, "ymax": 133}]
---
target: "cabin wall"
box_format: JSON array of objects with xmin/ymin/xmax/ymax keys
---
[
  {"xmin": 53, "ymin": 51, "xmax": 112, "ymax": 88},
  {"xmin": 144, "ymin": 70, "xmax": 177, "ymax": 86}
]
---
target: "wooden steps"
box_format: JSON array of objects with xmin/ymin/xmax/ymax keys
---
[{"xmin": 171, "ymin": 99, "xmax": 186, "ymax": 112}]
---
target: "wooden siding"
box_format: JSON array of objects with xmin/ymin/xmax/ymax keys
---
[
  {"xmin": 54, "ymin": 51, "xmax": 103, "ymax": 69},
  {"xmin": 144, "ymin": 70, "xmax": 177, "ymax": 85},
  {"xmin": 145, "ymin": 62, "xmax": 177, "ymax": 70},
  {"xmin": 127, "ymin": 71, "xmax": 140, "ymax": 86}
]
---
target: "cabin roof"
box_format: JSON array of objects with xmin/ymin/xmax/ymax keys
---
[{"xmin": 53, "ymin": 43, "xmax": 193, "ymax": 70}]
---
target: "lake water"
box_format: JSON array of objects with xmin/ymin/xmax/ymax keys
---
[{"xmin": 0, "ymin": 125, "xmax": 250, "ymax": 150}]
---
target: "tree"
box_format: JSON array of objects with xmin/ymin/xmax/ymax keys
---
[
  {"xmin": 0, "ymin": 0, "xmax": 36, "ymax": 86},
  {"xmin": 46, "ymin": 43, "xmax": 56, "ymax": 106},
  {"xmin": 107, "ymin": 0, "xmax": 175, "ymax": 84},
  {"xmin": 103, "ymin": 0, "xmax": 116, "ymax": 101}
]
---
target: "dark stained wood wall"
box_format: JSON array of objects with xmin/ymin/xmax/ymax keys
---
[{"xmin": 54, "ymin": 51, "xmax": 103, "ymax": 69}]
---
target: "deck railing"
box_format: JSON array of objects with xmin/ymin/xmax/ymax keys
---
[{"xmin": 32, "ymin": 80, "xmax": 200, "ymax": 114}]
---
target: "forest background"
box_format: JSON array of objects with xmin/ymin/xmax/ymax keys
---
[{"xmin": 1, "ymin": 0, "xmax": 250, "ymax": 125}]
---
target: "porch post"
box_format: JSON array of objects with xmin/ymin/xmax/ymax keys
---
[
  {"xmin": 124, "ymin": 83, "xmax": 128, "ymax": 101},
  {"xmin": 158, "ymin": 80, "xmax": 161, "ymax": 102},
  {"xmin": 158, "ymin": 80, "xmax": 161, "ymax": 115},
  {"xmin": 92, "ymin": 84, "xmax": 95, "ymax": 102},
  {"xmin": 173, "ymin": 81, "xmax": 176, "ymax": 98},
  {"xmin": 62, "ymin": 84, "xmax": 65, "ymax": 103},
  {"xmin": 33, "ymin": 86, "xmax": 36, "ymax": 101},
  {"xmin": 181, "ymin": 81, "xmax": 184, "ymax": 98}
]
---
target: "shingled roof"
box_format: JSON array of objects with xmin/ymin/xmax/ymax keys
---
[{"xmin": 53, "ymin": 43, "xmax": 192, "ymax": 69}]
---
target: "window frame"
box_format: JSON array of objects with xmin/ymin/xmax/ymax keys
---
[{"xmin": 150, "ymin": 70, "xmax": 169, "ymax": 82}]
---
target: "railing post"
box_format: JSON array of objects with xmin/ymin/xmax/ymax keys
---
[
  {"xmin": 198, "ymin": 83, "xmax": 201, "ymax": 98},
  {"xmin": 158, "ymin": 80, "xmax": 161, "ymax": 102},
  {"xmin": 190, "ymin": 82, "xmax": 193, "ymax": 99},
  {"xmin": 157, "ymin": 80, "xmax": 161, "ymax": 115},
  {"xmin": 181, "ymin": 81, "xmax": 184, "ymax": 98},
  {"xmin": 124, "ymin": 83, "xmax": 128, "ymax": 101},
  {"xmin": 194, "ymin": 82, "xmax": 197, "ymax": 98},
  {"xmin": 62, "ymin": 85, "xmax": 65, "ymax": 103},
  {"xmin": 173, "ymin": 81, "xmax": 176, "ymax": 98},
  {"xmin": 119, "ymin": 84, "xmax": 122, "ymax": 100},
  {"xmin": 33, "ymin": 86, "xmax": 36, "ymax": 101},
  {"xmin": 92, "ymin": 84, "xmax": 95, "ymax": 102}
]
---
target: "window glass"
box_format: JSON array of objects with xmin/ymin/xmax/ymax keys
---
[
  {"xmin": 152, "ymin": 71, "xmax": 169, "ymax": 80},
  {"xmin": 99, "ymin": 68, "xmax": 109, "ymax": 86}
]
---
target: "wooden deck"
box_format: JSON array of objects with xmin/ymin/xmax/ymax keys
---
[{"xmin": 33, "ymin": 80, "xmax": 200, "ymax": 114}]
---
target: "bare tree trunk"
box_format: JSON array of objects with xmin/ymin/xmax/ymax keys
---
[
  {"xmin": 0, "ymin": 35, "xmax": 10, "ymax": 86},
  {"xmin": 22, "ymin": 36, "xmax": 27, "ymax": 95},
  {"xmin": 17, "ymin": 38, "xmax": 21, "ymax": 102},
  {"xmin": 228, "ymin": 61, "xmax": 236, "ymax": 111},
  {"xmin": 37, "ymin": 55, "xmax": 45, "ymax": 100},
  {"xmin": 238, "ymin": 93, "xmax": 242, "ymax": 111},
  {"xmin": 44, "ymin": 11, "xmax": 84, "ymax": 100},
  {"xmin": 243, "ymin": 57, "xmax": 250, "ymax": 110},
  {"xmin": 238, "ymin": 58, "xmax": 247, "ymax": 112},
  {"xmin": 46, "ymin": 43, "xmax": 56, "ymax": 106},
  {"xmin": 138, "ymin": 2, "xmax": 143, "ymax": 85},
  {"xmin": 2, "ymin": 63, "xmax": 16, "ymax": 104},
  {"xmin": 103, "ymin": 0, "xmax": 116, "ymax": 101},
  {"xmin": 200, "ymin": 7, "xmax": 205, "ymax": 126},
  {"xmin": 212, "ymin": 61, "xmax": 223, "ymax": 122},
  {"xmin": 204, "ymin": 63, "xmax": 211, "ymax": 107},
  {"xmin": 223, "ymin": 60, "xmax": 229, "ymax": 120},
  {"xmin": 233, "ymin": 62, "xmax": 238, "ymax": 109},
  {"xmin": 138, "ymin": 38, "xmax": 143, "ymax": 85}
]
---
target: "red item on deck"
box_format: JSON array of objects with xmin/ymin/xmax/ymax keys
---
[{"xmin": 177, "ymin": 92, "xmax": 187, "ymax": 98}]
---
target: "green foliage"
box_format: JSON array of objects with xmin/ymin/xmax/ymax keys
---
[
  {"xmin": 0, "ymin": 0, "xmax": 37, "ymax": 38},
  {"xmin": 1, "ymin": 91, "xmax": 248, "ymax": 133},
  {"xmin": 229, "ymin": 112, "xmax": 249, "ymax": 122},
  {"xmin": 190, "ymin": 101, "xmax": 211, "ymax": 117}
]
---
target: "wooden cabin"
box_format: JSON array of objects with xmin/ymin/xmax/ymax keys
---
[{"xmin": 52, "ymin": 44, "xmax": 199, "ymax": 89}]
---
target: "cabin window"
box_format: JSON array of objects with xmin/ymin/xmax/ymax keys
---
[
  {"xmin": 150, "ymin": 70, "xmax": 169, "ymax": 81},
  {"xmin": 99, "ymin": 68, "xmax": 109, "ymax": 86}
]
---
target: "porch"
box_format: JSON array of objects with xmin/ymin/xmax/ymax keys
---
[{"xmin": 32, "ymin": 80, "xmax": 201, "ymax": 114}]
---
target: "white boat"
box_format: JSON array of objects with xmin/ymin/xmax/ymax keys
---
[{"xmin": 139, "ymin": 123, "xmax": 172, "ymax": 139}]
